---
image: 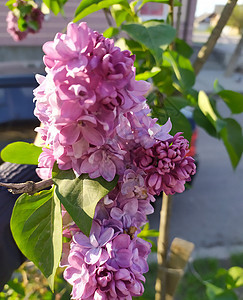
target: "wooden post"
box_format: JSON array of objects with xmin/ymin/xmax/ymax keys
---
[
  {"xmin": 155, "ymin": 193, "xmax": 172, "ymax": 300},
  {"xmin": 165, "ymin": 238, "xmax": 195, "ymax": 300}
]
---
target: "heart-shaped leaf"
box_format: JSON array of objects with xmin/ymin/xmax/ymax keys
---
[
  {"xmin": 218, "ymin": 90, "xmax": 243, "ymax": 114},
  {"xmin": 220, "ymin": 118, "xmax": 243, "ymax": 169},
  {"xmin": 53, "ymin": 167, "xmax": 118, "ymax": 236},
  {"xmin": 121, "ymin": 21, "xmax": 176, "ymax": 65}
]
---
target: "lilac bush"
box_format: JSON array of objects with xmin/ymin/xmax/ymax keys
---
[
  {"xmin": 6, "ymin": 0, "xmax": 44, "ymax": 41},
  {"xmin": 33, "ymin": 22, "xmax": 196, "ymax": 299}
]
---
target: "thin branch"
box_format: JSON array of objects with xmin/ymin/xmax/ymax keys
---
[
  {"xmin": 103, "ymin": 8, "xmax": 113, "ymax": 28},
  {"xmin": 175, "ymin": 0, "xmax": 182, "ymax": 38},
  {"xmin": 169, "ymin": 0, "xmax": 174, "ymax": 26},
  {"xmin": 0, "ymin": 178, "xmax": 53, "ymax": 195},
  {"xmin": 169, "ymin": 0, "xmax": 174, "ymax": 51},
  {"xmin": 193, "ymin": 0, "xmax": 238, "ymax": 75}
]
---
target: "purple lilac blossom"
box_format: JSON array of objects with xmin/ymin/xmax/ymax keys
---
[
  {"xmin": 34, "ymin": 21, "xmax": 172, "ymax": 181},
  {"xmin": 133, "ymin": 133, "xmax": 196, "ymax": 195},
  {"xmin": 34, "ymin": 21, "xmax": 196, "ymax": 299}
]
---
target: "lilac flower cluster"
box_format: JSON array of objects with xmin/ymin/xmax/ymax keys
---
[
  {"xmin": 61, "ymin": 170, "xmax": 154, "ymax": 299},
  {"xmin": 34, "ymin": 22, "xmax": 196, "ymax": 299},
  {"xmin": 6, "ymin": 0, "xmax": 44, "ymax": 41}
]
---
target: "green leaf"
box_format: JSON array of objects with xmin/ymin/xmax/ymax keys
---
[
  {"xmin": 228, "ymin": 267, "xmax": 243, "ymax": 288},
  {"xmin": 153, "ymin": 96, "xmax": 192, "ymax": 141},
  {"xmin": 152, "ymin": 68, "xmax": 175, "ymax": 95},
  {"xmin": 53, "ymin": 167, "xmax": 118, "ymax": 236},
  {"xmin": 74, "ymin": 0, "xmax": 123, "ymax": 22},
  {"xmin": 18, "ymin": 4, "xmax": 33, "ymax": 16},
  {"xmin": 220, "ymin": 118, "xmax": 243, "ymax": 169},
  {"xmin": 206, "ymin": 282, "xmax": 225, "ymax": 299},
  {"xmin": 194, "ymin": 107, "xmax": 217, "ymax": 138},
  {"xmin": 121, "ymin": 21, "xmax": 176, "ymax": 65},
  {"xmin": 27, "ymin": 20, "xmax": 39, "ymax": 31},
  {"xmin": 163, "ymin": 50, "xmax": 195, "ymax": 91},
  {"xmin": 7, "ymin": 278, "xmax": 25, "ymax": 296},
  {"xmin": 174, "ymin": 38, "xmax": 193, "ymax": 58},
  {"xmin": 138, "ymin": 229, "xmax": 159, "ymax": 238},
  {"xmin": 6, "ymin": 0, "xmax": 17, "ymax": 10},
  {"xmin": 198, "ymin": 91, "xmax": 226, "ymax": 133},
  {"xmin": 103, "ymin": 27, "xmax": 119, "ymax": 38},
  {"xmin": 139, "ymin": 0, "xmax": 181, "ymax": 8},
  {"xmin": 111, "ymin": 4, "xmax": 130, "ymax": 27},
  {"xmin": 10, "ymin": 188, "xmax": 62, "ymax": 291},
  {"xmin": 214, "ymin": 79, "xmax": 224, "ymax": 93},
  {"xmin": 1, "ymin": 142, "xmax": 42, "ymax": 165},
  {"xmin": 218, "ymin": 90, "xmax": 243, "ymax": 114},
  {"xmin": 214, "ymin": 291, "xmax": 238, "ymax": 300},
  {"xmin": 17, "ymin": 16, "xmax": 28, "ymax": 32},
  {"xmin": 42, "ymin": 0, "xmax": 66, "ymax": 15},
  {"xmin": 135, "ymin": 67, "xmax": 160, "ymax": 80}
]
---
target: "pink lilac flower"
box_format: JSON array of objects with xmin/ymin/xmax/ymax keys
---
[
  {"xmin": 73, "ymin": 221, "xmax": 114, "ymax": 265},
  {"xmin": 34, "ymin": 21, "xmax": 197, "ymax": 300},
  {"xmin": 134, "ymin": 133, "xmax": 196, "ymax": 195},
  {"xmin": 63, "ymin": 228, "xmax": 150, "ymax": 299},
  {"xmin": 34, "ymin": 22, "xmax": 152, "ymax": 179},
  {"xmin": 36, "ymin": 148, "xmax": 55, "ymax": 180},
  {"xmin": 80, "ymin": 143, "xmax": 125, "ymax": 181}
]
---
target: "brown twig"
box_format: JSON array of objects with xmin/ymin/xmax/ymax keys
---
[
  {"xmin": 103, "ymin": 8, "xmax": 113, "ymax": 28},
  {"xmin": 168, "ymin": 0, "xmax": 174, "ymax": 51},
  {"xmin": 175, "ymin": 0, "xmax": 182, "ymax": 38},
  {"xmin": 0, "ymin": 178, "xmax": 53, "ymax": 195},
  {"xmin": 193, "ymin": 0, "xmax": 238, "ymax": 75}
]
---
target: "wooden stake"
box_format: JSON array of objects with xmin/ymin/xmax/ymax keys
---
[
  {"xmin": 165, "ymin": 238, "xmax": 195, "ymax": 300},
  {"xmin": 155, "ymin": 193, "xmax": 172, "ymax": 300}
]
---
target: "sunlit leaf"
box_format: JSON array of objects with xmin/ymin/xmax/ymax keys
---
[
  {"xmin": 10, "ymin": 188, "xmax": 62, "ymax": 291},
  {"xmin": 1, "ymin": 142, "xmax": 42, "ymax": 165},
  {"xmin": 74, "ymin": 0, "xmax": 123, "ymax": 22},
  {"xmin": 138, "ymin": 0, "xmax": 181, "ymax": 9},
  {"xmin": 43, "ymin": 0, "xmax": 61, "ymax": 15},
  {"xmin": 17, "ymin": 17, "xmax": 28, "ymax": 31},
  {"xmin": 228, "ymin": 267, "xmax": 243, "ymax": 288},
  {"xmin": 135, "ymin": 67, "xmax": 160, "ymax": 80},
  {"xmin": 198, "ymin": 91, "xmax": 226, "ymax": 133},
  {"xmin": 206, "ymin": 281, "xmax": 238, "ymax": 300},
  {"xmin": 205, "ymin": 282, "xmax": 225, "ymax": 299},
  {"xmin": 111, "ymin": 3, "xmax": 130, "ymax": 27},
  {"xmin": 163, "ymin": 50, "xmax": 195, "ymax": 91},
  {"xmin": 194, "ymin": 107, "xmax": 217, "ymax": 138},
  {"xmin": 103, "ymin": 26, "xmax": 119, "ymax": 38}
]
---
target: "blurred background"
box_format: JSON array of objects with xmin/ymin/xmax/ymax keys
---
[{"xmin": 0, "ymin": 0, "xmax": 243, "ymax": 281}]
